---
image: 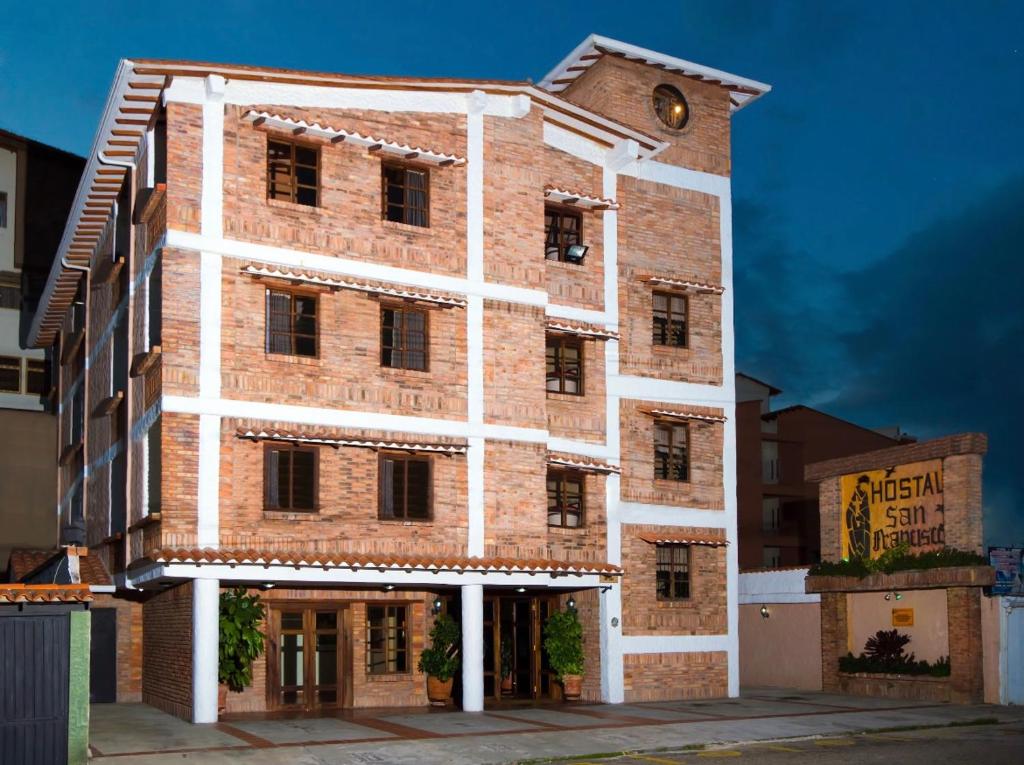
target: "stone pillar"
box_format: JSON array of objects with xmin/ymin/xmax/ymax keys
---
[
  {"xmin": 819, "ymin": 592, "xmax": 848, "ymax": 692},
  {"xmin": 460, "ymin": 583, "xmax": 484, "ymax": 712},
  {"xmin": 947, "ymin": 587, "xmax": 983, "ymax": 703},
  {"xmin": 192, "ymin": 577, "xmax": 220, "ymax": 723}
]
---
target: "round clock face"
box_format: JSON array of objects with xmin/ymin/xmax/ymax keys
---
[{"xmin": 653, "ymin": 84, "xmax": 689, "ymax": 129}]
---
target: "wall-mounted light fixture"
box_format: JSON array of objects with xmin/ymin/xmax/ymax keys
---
[
  {"xmin": 515, "ymin": 586, "xmax": 527, "ymax": 593},
  {"xmin": 894, "ymin": 592, "xmax": 903, "ymax": 601},
  {"xmin": 431, "ymin": 597, "xmax": 443, "ymax": 615},
  {"xmin": 759, "ymin": 605, "xmax": 770, "ymax": 619},
  {"xmin": 565, "ymin": 244, "xmax": 589, "ymax": 264},
  {"xmin": 884, "ymin": 592, "xmax": 892, "ymax": 601},
  {"xmin": 383, "ymin": 584, "xmax": 395, "ymax": 592},
  {"xmin": 567, "ymin": 596, "xmax": 577, "ymax": 613},
  {"xmin": 259, "ymin": 583, "xmax": 276, "ymax": 591}
]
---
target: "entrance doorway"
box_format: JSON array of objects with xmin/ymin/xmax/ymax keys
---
[
  {"xmin": 483, "ymin": 594, "xmax": 559, "ymax": 701},
  {"xmin": 268, "ymin": 606, "xmax": 352, "ymax": 711}
]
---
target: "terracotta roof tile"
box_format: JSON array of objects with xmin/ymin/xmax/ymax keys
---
[
  {"xmin": 637, "ymin": 532, "xmax": 728, "ymax": 547},
  {"xmin": 139, "ymin": 548, "xmax": 623, "ymax": 576},
  {"xmin": 0, "ymin": 584, "xmax": 93, "ymax": 603}
]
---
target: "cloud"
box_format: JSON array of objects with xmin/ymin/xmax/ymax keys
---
[{"xmin": 736, "ymin": 175, "xmax": 1024, "ymax": 545}]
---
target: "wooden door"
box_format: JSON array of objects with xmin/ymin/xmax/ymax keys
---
[{"xmin": 268, "ymin": 605, "xmax": 350, "ymax": 711}]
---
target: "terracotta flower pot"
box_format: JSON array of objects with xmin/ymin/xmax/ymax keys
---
[
  {"xmin": 218, "ymin": 683, "xmax": 228, "ymax": 714},
  {"xmin": 426, "ymin": 675, "xmax": 454, "ymax": 706},
  {"xmin": 500, "ymin": 674, "xmax": 513, "ymax": 695},
  {"xmin": 561, "ymin": 674, "xmax": 582, "ymax": 700}
]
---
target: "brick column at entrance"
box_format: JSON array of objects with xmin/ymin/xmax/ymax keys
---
[
  {"xmin": 947, "ymin": 587, "xmax": 984, "ymax": 703},
  {"xmin": 819, "ymin": 592, "xmax": 847, "ymax": 693}
]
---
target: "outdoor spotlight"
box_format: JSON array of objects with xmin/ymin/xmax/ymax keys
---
[
  {"xmin": 759, "ymin": 605, "xmax": 770, "ymax": 619},
  {"xmin": 516, "ymin": 586, "xmax": 527, "ymax": 593},
  {"xmin": 567, "ymin": 596, "xmax": 577, "ymax": 610},
  {"xmin": 383, "ymin": 584, "xmax": 395, "ymax": 592},
  {"xmin": 884, "ymin": 593, "xmax": 892, "ymax": 601},
  {"xmin": 565, "ymin": 244, "xmax": 589, "ymax": 263},
  {"xmin": 259, "ymin": 582, "xmax": 276, "ymax": 591},
  {"xmin": 432, "ymin": 597, "xmax": 443, "ymax": 614},
  {"xmin": 894, "ymin": 592, "xmax": 903, "ymax": 601}
]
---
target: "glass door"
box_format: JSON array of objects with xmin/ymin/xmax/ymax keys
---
[{"xmin": 271, "ymin": 606, "xmax": 348, "ymax": 710}]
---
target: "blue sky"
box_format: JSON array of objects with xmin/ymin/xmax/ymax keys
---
[{"xmin": 2, "ymin": 1, "xmax": 1021, "ymax": 544}]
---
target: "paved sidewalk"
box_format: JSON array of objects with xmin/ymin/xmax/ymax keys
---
[{"xmin": 89, "ymin": 689, "xmax": 1024, "ymax": 764}]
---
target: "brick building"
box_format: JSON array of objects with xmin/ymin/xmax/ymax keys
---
[
  {"xmin": 736, "ymin": 373, "xmax": 911, "ymax": 569},
  {"xmin": 25, "ymin": 35, "xmax": 770, "ymax": 721}
]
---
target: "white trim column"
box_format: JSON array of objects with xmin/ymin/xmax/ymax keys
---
[
  {"xmin": 191, "ymin": 577, "xmax": 220, "ymax": 723},
  {"xmin": 460, "ymin": 583, "xmax": 484, "ymax": 711}
]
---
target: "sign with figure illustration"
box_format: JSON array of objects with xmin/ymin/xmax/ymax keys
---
[{"xmin": 840, "ymin": 459, "xmax": 944, "ymax": 560}]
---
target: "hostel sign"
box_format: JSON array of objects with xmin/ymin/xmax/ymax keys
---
[{"xmin": 840, "ymin": 459, "xmax": 944, "ymax": 560}]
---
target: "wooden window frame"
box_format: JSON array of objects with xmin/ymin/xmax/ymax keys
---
[
  {"xmin": 380, "ymin": 304, "xmax": 430, "ymax": 371},
  {"xmin": 652, "ymin": 290, "xmax": 689, "ymax": 348},
  {"xmin": 544, "ymin": 203, "xmax": 583, "ymax": 263},
  {"xmin": 545, "ymin": 334, "xmax": 584, "ymax": 396},
  {"xmin": 365, "ymin": 604, "xmax": 410, "ymax": 675},
  {"xmin": 0, "ymin": 355, "xmax": 22, "ymax": 394},
  {"xmin": 377, "ymin": 452, "xmax": 432, "ymax": 521},
  {"xmin": 381, "ymin": 162, "xmax": 430, "ymax": 227},
  {"xmin": 266, "ymin": 138, "xmax": 321, "ymax": 206},
  {"xmin": 263, "ymin": 443, "xmax": 319, "ymax": 512},
  {"xmin": 265, "ymin": 288, "xmax": 319, "ymax": 358},
  {"xmin": 654, "ymin": 421, "xmax": 690, "ymax": 482},
  {"xmin": 656, "ymin": 543, "xmax": 691, "ymax": 601},
  {"xmin": 25, "ymin": 359, "xmax": 46, "ymax": 396},
  {"xmin": 546, "ymin": 468, "xmax": 585, "ymax": 529}
]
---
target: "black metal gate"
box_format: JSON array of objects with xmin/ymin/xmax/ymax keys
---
[{"xmin": 0, "ymin": 614, "xmax": 70, "ymax": 765}]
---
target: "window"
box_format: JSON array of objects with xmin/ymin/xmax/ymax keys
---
[
  {"xmin": 762, "ymin": 497, "xmax": 781, "ymax": 532},
  {"xmin": 654, "ymin": 422, "xmax": 689, "ymax": 481},
  {"xmin": 382, "ymin": 163, "xmax": 429, "ymax": 227},
  {"xmin": 267, "ymin": 139, "xmax": 319, "ymax": 206},
  {"xmin": 266, "ymin": 290, "xmax": 317, "ymax": 357},
  {"xmin": 544, "ymin": 205, "xmax": 582, "ymax": 262},
  {"xmin": 547, "ymin": 469, "xmax": 584, "ymax": 528},
  {"xmin": 761, "ymin": 440, "xmax": 779, "ymax": 484},
  {"xmin": 763, "ymin": 546, "xmax": 782, "ymax": 568},
  {"xmin": 0, "ymin": 356, "xmax": 20, "ymax": 393},
  {"xmin": 0, "ymin": 191, "xmax": 7, "ymax": 228},
  {"xmin": 545, "ymin": 335, "xmax": 583, "ymax": 395},
  {"xmin": 379, "ymin": 453, "xmax": 430, "ymax": 520},
  {"xmin": 380, "ymin": 306, "xmax": 428, "ymax": 371},
  {"xmin": 653, "ymin": 84, "xmax": 689, "ymax": 130},
  {"xmin": 264, "ymin": 445, "xmax": 317, "ymax": 511},
  {"xmin": 656, "ymin": 544, "xmax": 690, "ymax": 600},
  {"xmin": 652, "ymin": 292, "xmax": 687, "ymax": 348},
  {"xmin": 25, "ymin": 360, "xmax": 46, "ymax": 396},
  {"xmin": 366, "ymin": 605, "xmax": 408, "ymax": 674}
]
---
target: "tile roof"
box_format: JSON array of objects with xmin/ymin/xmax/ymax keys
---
[
  {"xmin": 545, "ymin": 320, "xmax": 620, "ymax": 341},
  {"xmin": 647, "ymin": 408, "xmax": 727, "ymax": 424},
  {"xmin": 645, "ymin": 276, "xmax": 725, "ymax": 295},
  {"xmin": 547, "ymin": 452, "xmax": 621, "ymax": 475},
  {"xmin": 236, "ymin": 428, "xmax": 468, "ymax": 455},
  {"xmin": 7, "ymin": 548, "xmax": 112, "ymax": 587},
  {"xmin": 0, "ymin": 584, "xmax": 93, "ymax": 603},
  {"xmin": 544, "ymin": 186, "xmax": 619, "ymax": 210},
  {"xmin": 637, "ymin": 532, "xmax": 728, "ymax": 547},
  {"xmin": 139, "ymin": 548, "xmax": 623, "ymax": 576}
]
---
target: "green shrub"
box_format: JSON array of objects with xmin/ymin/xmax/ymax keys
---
[
  {"xmin": 417, "ymin": 613, "xmax": 460, "ymax": 681},
  {"xmin": 218, "ymin": 588, "xmax": 266, "ymax": 692},
  {"xmin": 838, "ymin": 629, "xmax": 951, "ymax": 677},
  {"xmin": 809, "ymin": 547, "xmax": 986, "ymax": 578},
  {"xmin": 543, "ymin": 608, "xmax": 584, "ymax": 679}
]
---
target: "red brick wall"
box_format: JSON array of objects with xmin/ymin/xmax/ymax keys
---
[
  {"xmin": 623, "ymin": 651, "xmax": 728, "ymax": 701},
  {"xmin": 142, "ymin": 581, "xmax": 193, "ymax": 720},
  {"xmin": 92, "ymin": 594, "xmax": 143, "ymax": 702}
]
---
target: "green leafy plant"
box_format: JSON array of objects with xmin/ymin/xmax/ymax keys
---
[
  {"xmin": 865, "ymin": 629, "xmax": 911, "ymax": 664},
  {"xmin": 543, "ymin": 608, "xmax": 584, "ymax": 680},
  {"xmin": 417, "ymin": 613, "xmax": 460, "ymax": 681},
  {"xmin": 809, "ymin": 547, "xmax": 987, "ymax": 578},
  {"xmin": 218, "ymin": 587, "xmax": 266, "ymax": 692},
  {"xmin": 838, "ymin": 629, "xmax": 951, "ymax": 677}
]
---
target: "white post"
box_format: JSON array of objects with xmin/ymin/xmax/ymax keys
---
[
  {"xmin": 192, "ymin": 577, "xmax": 220, "ymax": 723},
  {"xmin": 460, "ymin": 583, "xmax": 484, "ymax": 712}
]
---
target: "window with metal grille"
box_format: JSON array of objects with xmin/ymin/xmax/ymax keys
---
[
  {"xmin": 380, "ymin": 306, "xmax": 428, "ymax": 371},
  {"xmin": 379, "ymin": 453, "xmax": 430, "ymax": 520},
  {"xmin": 267, "ymin": 139, "xmax": 319, "ymax": 206},
  {"xmin": 545, "ymin": 334, "xmax": 583, "ymax": 395},
  {"xmin": 544, "ymin": 205, "xmax": 582, "ymax": 262},
  {"xmin": 652, "ymin": 291, "xmax": 688, "ymax": 347},
  {"xmin": 366, "ymin": 605, "xmax": 408, "ymax": 674},
  {"xmin": 382, "ymin": 163, "xmax": 429, "ymax": 227},
  {"xmin": 0, "ymin": 356, "xmax": 20, "ymax": 393},
  {"xmin": 656, "ymin": 544, "xmax": 690, "ymax": 600},
  {"xmin": 654, "ymin": 422, "xmax": 689, "ymax": 481},
  {"xmin": 264, "ymin": 445, "xmax": 317, "ymax": 511},
  {"xmin": 265, "ymin": 290, "xmax": 317, "ymax": 357},
  {"xmin": 546, "ymin": 469, "xmax": 584, "ymax": 528}
]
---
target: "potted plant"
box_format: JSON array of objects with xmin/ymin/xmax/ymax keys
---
[
  {"xmin": 417, "ymin": 613, "xmax": 460, "ymax": 705},
  {"xmin": 500, "ymin": 634, "xmax": 514, "ymax": 695},
  {"xmin": 218, "ymin": 587, "xmax": 266, "ymax": 713},
  {"xmin": 543, "ymin": 607, "xmax": 584, "ymax": 700}
]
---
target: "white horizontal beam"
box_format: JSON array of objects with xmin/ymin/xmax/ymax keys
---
[{"xmin": 621, "ymin": 634, "xmax": 731, "ymax": 654}]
